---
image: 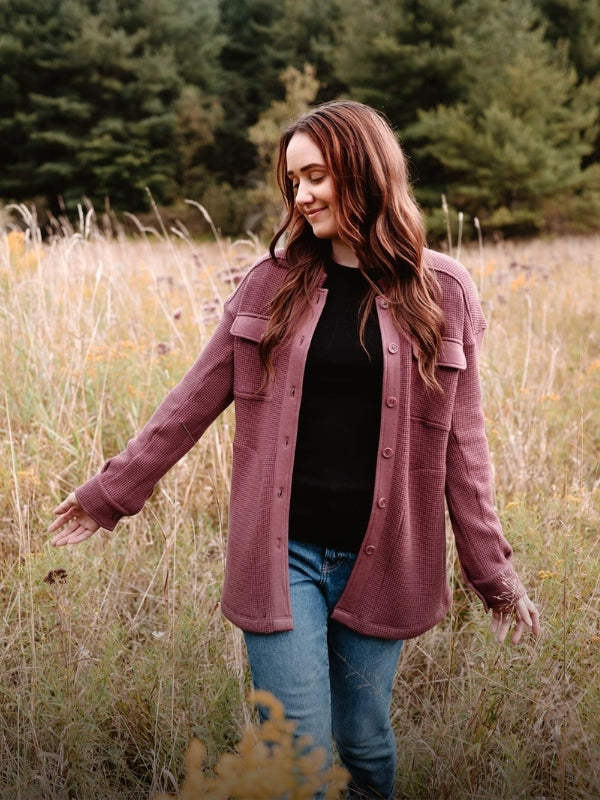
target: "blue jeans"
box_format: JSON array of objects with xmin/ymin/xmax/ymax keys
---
[{"xmin": 243, "ymin": 540, "xmax": 404, "ymax": 800}]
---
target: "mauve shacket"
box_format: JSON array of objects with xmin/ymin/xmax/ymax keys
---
[{"xmin": 76, "ymin": 248, "xmax": 525, "ymax": 639}]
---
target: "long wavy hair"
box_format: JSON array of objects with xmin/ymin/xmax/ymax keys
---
[{"xmin": 259, "ymin": 100, "xmax": 445, "ymax": 391}]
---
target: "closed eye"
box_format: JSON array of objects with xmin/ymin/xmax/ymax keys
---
[{"xmin": 291, "ymin": 174, "xmax": 326, "ymax": 193}]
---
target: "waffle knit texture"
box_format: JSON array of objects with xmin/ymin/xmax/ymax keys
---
[{"xmin": 76, "ymin": 249, "xmax": 526, "ymax": 639}]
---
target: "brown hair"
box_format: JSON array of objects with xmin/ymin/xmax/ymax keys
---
[{"xmin": 260, "ymin": 99, "xmax": 445, "ymax": 390}]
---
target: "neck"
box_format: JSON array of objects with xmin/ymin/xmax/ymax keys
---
[{"xmin": 331, "ymin": 239, "xmax": 359, "ymax": 268}]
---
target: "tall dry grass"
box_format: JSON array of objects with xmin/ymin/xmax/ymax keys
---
[{"xmin": 0, "ymin": 206, "xmax": 598, "ymax": 799}]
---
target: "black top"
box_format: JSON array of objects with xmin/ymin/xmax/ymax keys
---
[{"xmin": 289, "ymin": 261, "xmax": 383, "ymax": 552}]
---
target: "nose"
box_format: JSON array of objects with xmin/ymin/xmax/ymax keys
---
[{"xmin": 295, "ymin": 179, "xmax": 313, "ymax": 206}]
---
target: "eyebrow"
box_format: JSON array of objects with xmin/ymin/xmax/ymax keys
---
[{"xmin": 286, "ymin": 162, "xmax": 326, "ymax": 177}]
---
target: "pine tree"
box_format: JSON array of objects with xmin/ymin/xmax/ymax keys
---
[
  {"xmin": 0, "ymin": 0, "xmax": 224, "ymax": 213},
  {"xmin": 210, "ymin": 0, "xmax": 341, "ymax": 189},
  {"xmin": 534, "ymin": 0, "xmax": 600, "ymax": 79},
  {"xmin": 210, "ymin": 0, "xmax": 283, "ymax": 185},
  {"xmin": 405, "ymin": 0, "xmax": 600, "ymax": 235},
  {"xmin": 262, "ymin": 0, "xmax": 344, "ymax": 102},
  {"xmin": 0, "ymin": 0, "xmax": 76, "ymax": 201},
  {"xmin": 331, "ymin": 0, "xmax": 464, "ymax": 128},
  {"xmin": 533, "ymin": 0, "xmax": 600, "ymax": 167}
]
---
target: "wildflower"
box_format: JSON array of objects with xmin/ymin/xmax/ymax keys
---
[
  {"xmin": 536, "ymin": 570, "xmax": 559, "ymax": 580},
  {"xmin": 510, "ymin": 272, "xmax": 527, "ymax": 291},
  {"xmin": 43, "ymin": 568, "xmax": 68, "ymax": 585},
  {"xmin": 16, "ymin": 467, "xmax": 40, "ymax": 493},
  {"xmin": 586, "ymin": 357, "xmax": 600, "ymax": 375},
  {"xmin": 2, "ymin": 230, "xmax": 43, "ymax": 276},
  {"xmin": 154, "ymin": 690, "xmax": 349, "ymax": 800}
]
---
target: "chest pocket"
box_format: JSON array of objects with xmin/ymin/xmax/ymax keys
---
[
  {"xmin": 411, "ymin": 337, "xmax": 466, "ymax": 430},
  {"xmin": 230, "ymin": 313, "xmax": 271, "ymax": 399}
]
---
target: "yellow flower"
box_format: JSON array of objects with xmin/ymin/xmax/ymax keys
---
[
  {"xmin": 536, "ymin": 570, "xmax": 559, "ymax": 580},
  {"xmin": 586, "ymin": 357, "xmax": 600, "ymax": 375},
  {"xmin": 2, "ymin": 230, "xmax": 43, "ymax": 277},
  {"xmin": 154, "ymin": 691, "xmax": 349, "ymax": 800}
]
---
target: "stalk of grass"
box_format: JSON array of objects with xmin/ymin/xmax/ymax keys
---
[
  {"xmin": 0, "ymin": 206, "xmax": 259, "ymax": 798},
  {"xmin": 1, "ymin": 211, "xmax": 599, "ymax": 798}
]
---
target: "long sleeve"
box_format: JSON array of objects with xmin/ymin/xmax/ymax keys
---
[
  {"xmin": 76, "ymin": 302, "xmax": 236, "ymax": 530},
  {"xmin": 445, "ymin": 302, "xmax": 525, "ymax": 611}
]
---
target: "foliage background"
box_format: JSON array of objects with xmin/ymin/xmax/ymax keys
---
[{"xmin": 1, "ymin": 0, "xmax": 600, "ymax": 239}]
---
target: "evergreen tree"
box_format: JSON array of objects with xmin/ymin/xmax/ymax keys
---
[
  {"xmin": 0, "ymin": 0, "xmax": 75, "ymax": 201},
  {"xmin": 533, "ymin": 0, "xmax": 600, "ymax": 166},
  {"xmin": 405, "ymin": 0, "xmax": 600, "ymax": 235},
  {"xmin": 534, "ymin": 0, "xmax": 600, "ymax": 80},
  {"xmin": 262, "ymin": 0, "xmax": 344, "ymax": 102},
  {"xmin": 0, "ymin": 0, "xmax": 224, "ymax": 212},
  {"xmin": 331, "ymin": 0, "xmax": 464, "ymax": 129},
  {"xmin": 63, "ymin": 0, "xmax": 183, "ymax": 208},
  {"xmin": 211, "ymin": 0, "xmax": 282, "ymax": 185},
  {"xmin": 210, "ymin": 0, "xmax": 341, "ymax": 188},
  {"xmin": 1, "ymin": 0, "xmax": 599, "ymax": 232}
]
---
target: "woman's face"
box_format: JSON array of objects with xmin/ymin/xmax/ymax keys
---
[{"xmin": 285, "ymin": 132, "xmax": 341, "ymax": 245}]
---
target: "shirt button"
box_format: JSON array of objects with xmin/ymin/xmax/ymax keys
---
[
  {"xmin": 382, "ymin": 447, "xmax": 393, "ymax": 458},
  {"xmin": 386, "ymin": 396, "xmax": 398, "ymax": 407},
  {"xmin": 377, "ymin": 497, "xmax": 387, "ymax": 509},
  {"xmin": 388, "ymin": 343, "xmax": 399, "ymax": 354},
  {"xmin": 365, "ymin": 545, "xmax": 376, "ymax": 555}
]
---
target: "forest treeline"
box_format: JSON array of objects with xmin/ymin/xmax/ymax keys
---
[{"xmin": 1, "ymin": 0, "xmax": 600, "ymax": 239}]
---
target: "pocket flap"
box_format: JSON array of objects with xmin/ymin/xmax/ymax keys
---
[
  {"xmin": 230, "ymin": 313, "xmax": 269, "ymax": 342},
  {"xmin": 438, "ymin": 338, "xmax": 466, "ymax": 369}
]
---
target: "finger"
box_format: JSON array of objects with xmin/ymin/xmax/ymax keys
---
[
  {"xmin": 515, "ymin": 598, "xmax": 533, "ymax": 628},
  {"xmin": 49, "ymin": 499, "xmax": 83, "ymax": 532},
  {"xmin": 48, "ymin": 515, "xmax": 68, "ymax": 533},
  {"xmin": 513, "ymin": 596, "xmax": 541, "ymax": 638},
  {"xmin": 52, "ymin": 492, "xmax": 78, "ymax": 516},
  {"xmin": 48, "ymin": 511, "xmax": 79, "ymax": 533},
  {"xmin": 50, "ymin": 513, "xmax": 80, "ymax": 543},
  {"xmin": 496, "ymin": 613, "xmax": 513, "ymax": 644},
  {"xmin": 511, "ymin": 616, "xmax": 527, "ymax": 645},
  {"xmin": 52, "ymin": 522, "xmax": 97, "ymax": 547},
  {"xmin": 490, "ymin": 610, "xmax": 501, "ymax": 634},
  {"xmin": 517, "ymin": 595, "xmax": 540, "ymax": 636}
]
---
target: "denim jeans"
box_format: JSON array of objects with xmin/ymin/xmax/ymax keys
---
[{"xmin": 243, "ymin": 539, "xmax": 404, "ymax": 800}]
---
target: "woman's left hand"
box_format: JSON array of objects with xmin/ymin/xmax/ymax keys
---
[
  {"xmin": 49, "ymin": 492, "xmax": 101, "ymax": 546},
  {"xmin": 490, "ymin": 593, "xmax": 540, "ymax": 645}
]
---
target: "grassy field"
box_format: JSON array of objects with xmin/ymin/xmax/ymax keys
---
[{"xmin": 0, "ymin": 206, "xmax": 599, "ymax": 799}]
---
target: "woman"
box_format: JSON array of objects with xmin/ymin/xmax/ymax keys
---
[{"xmin": 50, "ymin": 100, "xmax": 539, "ymax": 800}]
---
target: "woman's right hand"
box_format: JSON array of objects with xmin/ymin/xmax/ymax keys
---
[{"xmin": 49, "ymin": 492, "xmax": 101, "ymax": 546}]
